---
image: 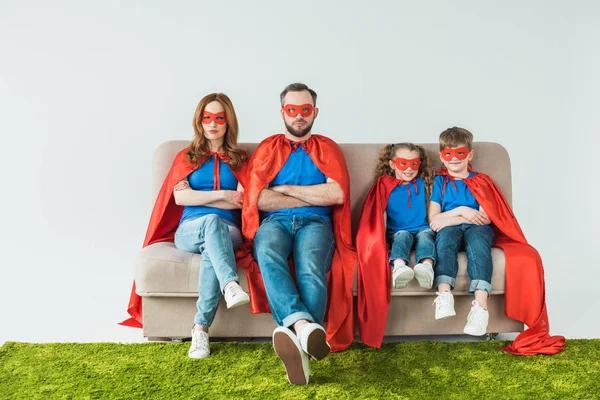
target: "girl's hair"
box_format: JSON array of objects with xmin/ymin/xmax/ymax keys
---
[
  {"xmin": 187, "ymin": 93, "xmax": 248, "ymax": 171},
  {"xmin": 375, "ymin": 143, "xmax": 435, "ymax": 201}
]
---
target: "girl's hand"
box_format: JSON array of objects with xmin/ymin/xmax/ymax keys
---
[
  {"xmin": 460, "ymin": 207, "xmax": 488, "ymax": 225},
  {"xmin": 223, "ymin": 190, "xmax": 244, "ymax": 208},
  {"xmin": 174, "ymin": 180, "xmax": 190, "ymax": 191}
]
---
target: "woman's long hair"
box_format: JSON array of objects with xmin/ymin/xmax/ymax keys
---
[
  {"xmin": 375, "ymin": 143, "xmax": 435, "ymax": 201},
  {"xmin": 187, "ymin": 93, "xmax": 247, "ymax": 170}
]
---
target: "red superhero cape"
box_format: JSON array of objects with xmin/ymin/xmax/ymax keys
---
[
  {"xmin": 236, "ymin": 134, "xmax": 357, "ymax": 352},
  {"xmin": 356, "ymin": 174, "xmax": 402, "ymax": 348},
  {"xmin": 460, "ymin": 171, "xmax": 565, "ymax": 355},
  {"xmin": 120, "ymin": 148, "xmax": 247, "ymax": 328},
  {"xmin": 357, "ymin": 169, "xmax": 565, "ymax": 354}
]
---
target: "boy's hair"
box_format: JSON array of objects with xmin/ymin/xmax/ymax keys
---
[
  {"xmin": 439, "ymin": 126, "xmax": 474, "ymax": 150},
  {"xmin": 375, "ymin": 143, "xmax": 435, "ymax": 202}
]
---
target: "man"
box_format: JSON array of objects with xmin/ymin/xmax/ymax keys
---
[{"xmin": 240, "ymin": 83, "xmax": 356, "ymax": 385}]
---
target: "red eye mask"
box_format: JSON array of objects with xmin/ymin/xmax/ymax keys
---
[
  {"xmin": 393, "ymin": 158, "xmax": 421, "ymax": 171},
  {"xmin": 440, "ymin": 147, "xmax": 470, "ymax": 161},
  {"xmin": 202, "ymin": 111, "xmax": 227, "ymax": 125},
  {"xmin": 282, "ymin": 104, "xmax": 314, "ymax": 118}
]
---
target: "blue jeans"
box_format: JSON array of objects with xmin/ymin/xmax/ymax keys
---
[
  {"xmin": 174, "ymin": 214, "xmax": 243, "ymax": 327},
  {"xmin": 252, "ymin": 215, "xmax": 335, "ymax": 328},
  {"xmin": 434, "ymin": 224, "xmax": 495, "ymax": 295},
  {"xmin": 387, "ymin": 228, "xmax": 436, "ymax": 266}
]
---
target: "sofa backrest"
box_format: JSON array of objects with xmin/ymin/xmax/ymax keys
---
[{"xmin": 151, "ymin": 141, "xmax": 511, "ymax": 236}]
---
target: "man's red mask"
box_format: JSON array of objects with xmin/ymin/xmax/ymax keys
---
[
  {"xmin": 202, "ymin": 111, "xmax": 227, "ymax": 125},
  {"xmin": 393, "ymin": 158, "xmax": 421, "ymax": 171},
  {"xmin": 282, "ymin": 104, "xmax": 314, "ymax": 118},
  {"xmin": 440, "ymin": 147, "xmax": 470, "ymax": 161}
]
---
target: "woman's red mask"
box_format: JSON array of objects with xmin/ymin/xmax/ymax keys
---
[
  {"xmin": 202, "ymin": 111, "xmax": 227, "ymax": 125},
  {"xmin": 282, "ymin": 104, "xmax": 314, "ymax": 118},
  {"xmin": 440, "ymin": 147, "xmax": 470, "ymax": 161},
  {"xmin": 392, "ymin": 158, "xmax": 421, "ymax": 170}
]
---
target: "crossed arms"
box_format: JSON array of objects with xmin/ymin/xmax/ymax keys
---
[
  {"xmin": 428, "ymin": 201, "xmax": 491, "ymax": 232},
  {"xmin": 257, "ymin": 178, "xmax": 344, "ymax": 212},
  {"xmin": 173, "ymin": 180, "xmax": 244, "ymax": 210}
]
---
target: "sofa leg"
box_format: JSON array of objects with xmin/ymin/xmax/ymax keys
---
[
  {"xmin": 486, "ymin": 333, "xmax": 499, "ymax": 341},
  {"xmin": 147, "ymin": 337, "xmax": 177, "ymax": 342}
]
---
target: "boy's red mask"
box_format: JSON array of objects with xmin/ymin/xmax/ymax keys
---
[
  {"xmin": 282, "ymin": 104, "xmax": 314, "ymax": 118},
  {"xmin": 392, "ymin": 158, "xmax": 421, "ymax": 171},
  {"xmin": 440, "ymin": 147, "xmax": 470, "ymax": 161},
  {"xmin": 202, "ymin": 111, "xmax": 227, "ymax": 125}
]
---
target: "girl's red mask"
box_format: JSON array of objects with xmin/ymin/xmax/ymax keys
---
[
  {"xmin": 392, "ymin": 157, "xmax": 421, "ymax": 171},
  {"xmin": 440, "ymin": 147, "xmax": 470, "ymax": 161},
  {"xmin": 282, "ymin": 104, "xmax": 314, "ymax": 118},
  {"xmin": 202, "ymin": 111, "xmax": 227, "ymax": 125}
]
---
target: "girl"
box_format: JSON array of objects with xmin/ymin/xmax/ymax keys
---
[{"xmin": 356, "ymin": 143, "xmax": 436, "ymax": 347}]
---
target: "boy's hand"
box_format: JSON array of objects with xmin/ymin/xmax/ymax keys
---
[
  {"xmin": 430, "ymin": 218, "xmax": 448, "ymax": 232},
  {"xmin": 479, "ymin": 207, "xmax": 491, "ymax": 225},
  {"xmin": 460, "ymin": 206, "xmax": 488, "ymax": 225}
]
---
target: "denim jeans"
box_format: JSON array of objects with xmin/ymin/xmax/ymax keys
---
[
  {"xmin": 174, "ymin": 214, "xmax": 243, "ymax": 327},
  {"xmin": 387, "ymin": 228, "xmax": 436, "ymax": 266},
  {"xmin": 434, "ymin": 224, "xmax": 495, "ymax": 295},
  {"xmin": 252, "ymin": 215, "xmax": 335, "ymax": 327}
]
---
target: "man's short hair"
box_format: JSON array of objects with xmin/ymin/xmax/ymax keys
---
[
  {"xmin": 280, "ymin": 83, "xmax": 317, "ymax": 107},
  {"xmin": 439, "ymin": 126, "xmax": 474, "ymax": 150}
]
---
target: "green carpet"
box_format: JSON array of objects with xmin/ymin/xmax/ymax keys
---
[{"xmin": 1, "ymin": 340, "xmax": 598, "ymax": 399}]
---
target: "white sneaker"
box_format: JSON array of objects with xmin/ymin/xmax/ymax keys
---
[
  {"xmin": 464, "ymin": 300, "xmax": 489, "ymax": 336},
  {"xmin": 188, "ymin": 329, "xmax": 210, "ymax": 359},
  {"xmin": 297, "ymin": 323, "xmax": 330, "ymax": 361},
  {"xmin": 392, "ymin": 265, "xmax": 414, "ymax": 288},
  {"xmin": 273, "ymin": 327, "xmax": 309, "ymax": 385},
  {"xmin": 223, "ymin": 281, "xmax": 250, "ymax": 309},
  {"xmin": 433, "ymin": 291, "xmax": 456, "ymax": 320},
  {"xmin": 413, "ymin": 262, "xmax": 434, "ymax": 289}
]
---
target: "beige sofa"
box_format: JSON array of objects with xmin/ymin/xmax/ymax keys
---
[{"xmin": 134, "ymin": 141, "xmax": 523, "ymax": 340}]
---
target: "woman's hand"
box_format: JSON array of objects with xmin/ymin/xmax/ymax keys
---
[
  {"xmin": 174, "ymin": 180, "xmax": 190, "ymax": 191},
  {"xmin": 223, "ymin": 190, "xmax": 244, "ymax": 208}
]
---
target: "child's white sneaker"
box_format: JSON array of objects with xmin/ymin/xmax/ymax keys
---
[
  {"xmin": 224, "ymin": 281, "xmax": 250, "ymax": 309},
  {"xmin": 188, "ymin": 329, "xmax": 210, "ymax": 359},
  {"xmin": 434, "ymin": 291, "xmax": 456, "ymax": 320},
  {"xmin": 463, "ymin": 300, "xmax": 489, "ymax": 336},
  {"xmin": 413, "ymin": 262, "xmax": 434, "ymax": 289},
  {"xmin": 392, "ymin": 265, "xmax": 414, "ymax": 288}
]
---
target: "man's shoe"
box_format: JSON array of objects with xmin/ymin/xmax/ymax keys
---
[
  {"xmin": 392, "ymin": 265, "xmax": 414, "ymax": 288},
  {"xmin": 463, "ymin": 300, "xmax": 489, "ymax": 336},
  {"xmin": 414, "ymin": 263, "xmax": 434, "ymax": 289},
  {"xmin": 297, "ymin": 323, "xmax": 330, "ymax": 361},
  {"xmin": 433, "ymin": 291, "xmax": 456, "ymax": 320},
  {"xmin": 272, "ymin": 327, "xmax": 309, "ymax": 385},
  {"xmin": 223, "ymin": 281, "xmax": 250, "ymax": 309}
]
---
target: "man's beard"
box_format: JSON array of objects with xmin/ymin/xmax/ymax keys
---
[{"xmin": 285, "ymin": 120, "xmax": 314, "ymax": 138}]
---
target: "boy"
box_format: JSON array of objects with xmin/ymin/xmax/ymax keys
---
[{"xmin": 428, "ymin": 127, "xmax": 495, "ymax": 336}]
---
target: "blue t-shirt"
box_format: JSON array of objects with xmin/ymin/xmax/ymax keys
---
[
  {"xmin": 263, "ymin": 143, "xmax": 331, "ymax": 221},
  {"xmin": 180, "ymin": 158, "xmax": 240, "ymax": 227},
  {"xmin": 430, "ymin": 173, "xmax": 480, "ymax": 213},
  {"xmin": 386, "ymin": 177, "xmax": 429, "ymax": 235}
]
